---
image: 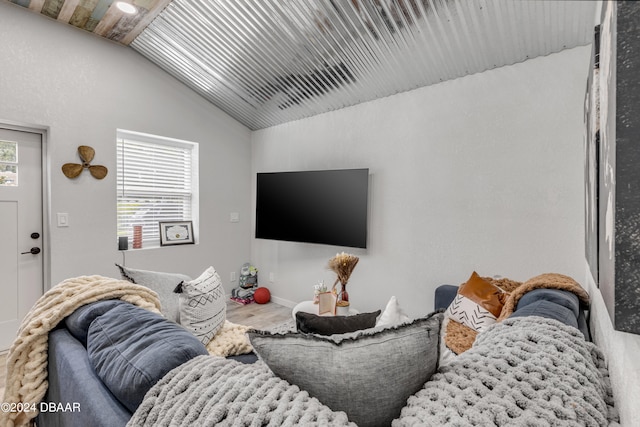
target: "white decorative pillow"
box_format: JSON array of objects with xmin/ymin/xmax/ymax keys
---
[
  {"xmin": 375, "ymin": 296, "xmax": 410, "ymax": 327},
  {"xmin": 178, "ymin": 266, "xmax": 226, "ymax": 345},
  {"xmin": 445, "ymin": 271, "xmax": 506, "ymax": 333}
]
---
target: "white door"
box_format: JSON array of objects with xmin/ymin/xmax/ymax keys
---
[{"xmin": 0, "ymin": 128, "xmax": 43, "ymax": 351}]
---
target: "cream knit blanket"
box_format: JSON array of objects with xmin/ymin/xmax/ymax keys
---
[
  {"xmin": 206, "ymin": 320, "xmax": 252, "ymax": 357},
  {"xmin": 0, "ymin": 275, "xmax": 161, "ymax": 427}
]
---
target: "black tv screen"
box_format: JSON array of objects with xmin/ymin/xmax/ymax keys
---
[{"xmin": 256, "ymin": 168, "xmax": 369, "ymax": 248}]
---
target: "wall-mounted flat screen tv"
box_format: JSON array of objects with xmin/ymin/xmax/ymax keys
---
[{"xmin": 256, "ymin": 168, "xmax": 369, "ymax": 248}]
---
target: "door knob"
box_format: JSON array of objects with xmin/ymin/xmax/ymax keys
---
[
  {"xmin": 31, "ymin": 232, "xmax": 40, "ymax": 239},
  {"xmin": 21, "ymin": 247, "xmax": 41, "ymax": 255}
]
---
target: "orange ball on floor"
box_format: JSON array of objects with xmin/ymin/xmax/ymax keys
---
[{"xmin": 254, "ymin": 287, "xmax": 271, "ymax": 304}]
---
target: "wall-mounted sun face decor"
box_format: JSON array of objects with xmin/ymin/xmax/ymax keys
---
[{"xmin": 62, "ymin": 146, "xmax": 108, "ymax": 180}]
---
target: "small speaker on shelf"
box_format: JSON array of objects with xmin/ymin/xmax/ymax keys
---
[{"xmin": 118, "ymin": 236, "xmax": 128, "ymax": 251}]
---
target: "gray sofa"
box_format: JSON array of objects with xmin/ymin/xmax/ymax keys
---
[{"xmin": 37, "ymin": 284, "xmax": 596, "ymax": 426}]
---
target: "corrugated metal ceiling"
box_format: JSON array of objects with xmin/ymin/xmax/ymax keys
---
[
  {"xmin": 131, "ymin": 0, "xmax": 596, "ymax": 130},
  {"xmin": 6, "ymin": 0, "xmax": 596, "ymax": 129}
]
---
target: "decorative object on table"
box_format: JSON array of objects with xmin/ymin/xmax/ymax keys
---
[
  {"xmin": 62, "ymin": 145, "xmax": 108, "ymax": 179},
  {"xmin": 132, "ymin": 225, "xmax": 143, "ymax": 249},
  {"xmin": 313, "ymin": 280, "xmax": 327, "ymax": 303},
  {"xmin": 317, "ymin": 291, "xmax": 337, "ymax": 315},
  {"xmin": 327, "ymin": 252, "xmax": 359, "ymax": 309},
  {"xmin": 159, "ymin": 220, "xmax": 194, "ymax": 246},
  {"xmin": 254, "ymin": 287, "xmax": 271, "ymax": 304}
]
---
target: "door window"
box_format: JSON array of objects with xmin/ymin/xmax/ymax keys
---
[{"xmin": 0, "ymin": 140, "xmax": 17, "ymax": 186}]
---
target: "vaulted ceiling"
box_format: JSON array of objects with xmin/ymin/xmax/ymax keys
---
[{"xmin": 5, "ymin": 0, "xmax": 597, "ymax": 130}]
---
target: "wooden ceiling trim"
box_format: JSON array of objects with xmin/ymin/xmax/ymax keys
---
[
  {"xmin": 120, "ymin": 0, "xmax": 171, "ymax": 45},
  {"xmin": 28, "ymin": 0, "xmax": 45, "ymax": 13},
  {"xmin": 92, "ymin": 5, "xmax": 123, "ymax": 37},
  {"xmin": 105, "ymin": 8, "xmax": 149, "ymax": 42},
  {"xmin": 85, "ymin": 0, "xmax": 112, "ymax": 31},
  {"xmin": 7, "ymin": 0, "xmax": 166, "ymax": 45},
  {"xmin": 41, "ymin": 0, "xmax": 64, "ymax": 19},
  {"xmin": 56, "ymin": 0, "xmax": 78, "ymax": 22},
  {"xmin": 69, "ymin": 0, "xmax": 99, "ymax": 28}
]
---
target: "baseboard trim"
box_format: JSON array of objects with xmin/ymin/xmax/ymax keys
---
[{"xmin": 269, "ymin": 295, "xmax": 297, "ymax": 308}]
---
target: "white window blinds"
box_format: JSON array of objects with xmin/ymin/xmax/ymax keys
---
[{"xmin": 117, "ymin": 130, "xmax": 198, "ymax": 248}]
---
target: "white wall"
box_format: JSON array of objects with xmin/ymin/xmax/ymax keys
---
[
  {"xmin": 584, "ymin": 265, "xmax": 640, "ymax": 425},
  {"xmin": 252, "ymin": 46, "xmax": 591, "ymax": 316},
  {"xmin": 0, "ymin": 2, "xmax": 252, "ymax": 287}
]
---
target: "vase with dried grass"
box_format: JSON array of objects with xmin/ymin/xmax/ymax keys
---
[{"xmin": 328, "ymin": 252, "xmax": 359, "ymax": 310}]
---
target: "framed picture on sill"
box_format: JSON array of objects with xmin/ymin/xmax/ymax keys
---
[{"xmin": 159, "ymin": 221, "xmax": 194, "ymax": 246}]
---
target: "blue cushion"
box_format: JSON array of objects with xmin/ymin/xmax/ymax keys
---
[
  {"xmin": 434, "ymin": 285, "xmax": 459, "ymax": 311},
  {"xmin": 40, "ymin": 328, "xmax": 133, "ymax": 427},
  {"xmin": 65, "ymin": 300, "xmax": 128, "ymax": 346},
  {"xmin": 87, "ymin": 303, "xmax": 208, "ymax": 413},
  {"xmin": 516, "ymin": 289, "xmax": 580, "ymax": 317},
  {"xmin": 509, "ymin": 300, "xmax": 579, "ymax": 330}
]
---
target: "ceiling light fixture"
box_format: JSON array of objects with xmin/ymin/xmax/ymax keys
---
[{"xmin": 115, "ymin": 1, "xmax": 137, "ymax": 14}]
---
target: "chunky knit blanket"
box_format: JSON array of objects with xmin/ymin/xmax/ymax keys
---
[
  {"xmin": 1, "ymin": 275, "xmax": 161, "ymax": 427},
  {"xmin": 205, "ymin": 320, "xmax": 252, "ymax": 357},
  {"xmin": 129, "ymin": 355, "xmax": 355, "ymax": 426},
  {"xmin": 445, "ymin": 273, "xmax": 590, "ymax": 355},
  {"xmin": 395, "ymin": 317, "xmax": 619, "ymax": 426}
]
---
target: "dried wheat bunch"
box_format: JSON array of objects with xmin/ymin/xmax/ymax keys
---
[{"xmin": 328, "ymin": 252, "xmax": 359, "ymax": 287}]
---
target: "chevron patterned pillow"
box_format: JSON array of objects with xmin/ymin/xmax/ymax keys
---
[
  {"xmin": 177, "ymin": 266, "xmax": 226, "ymax": 345},
  {"xmin": 445, "ymin": 271, "xmax": 506, "ymax": 333}
]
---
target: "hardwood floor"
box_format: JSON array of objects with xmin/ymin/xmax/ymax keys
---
[
  {"xmin": 0, "ymin": 300, "xmax": 292, "ymax": 401},
  {"xmin": 225, "ymin": 300, "xmax": 293, "ymax": 329}
]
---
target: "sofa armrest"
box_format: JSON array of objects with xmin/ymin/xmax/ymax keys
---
[
  {"xmin": 434, "ymin": 285, "xmax": 458, "ymax": 311},
  {"xmin": 37, "ymin": 328, "xmax": 131, "ymax": 427},
  {"xmin": 434, "ymin": 284, "xmax": 590, "ymax": 340}
]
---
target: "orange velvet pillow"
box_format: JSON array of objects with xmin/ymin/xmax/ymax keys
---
[{"xmin": 445, "ymin": 271, "xmax": 506, "ymax": 332}]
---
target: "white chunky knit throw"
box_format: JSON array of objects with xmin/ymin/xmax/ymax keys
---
[
  {"xmin": 1, "ymin": 275, "xmax": 161, "ymax": 427},
  {"xmin": 205, "ymin": 320, "xmax": 252, "ymax": 357},
  {"xmin": 129, "ymin": 355, "xmax": 356, "ymax": 426},
  {"xmin": 394, "ymin": 317, "xmax": 620, "ymax": 426}
]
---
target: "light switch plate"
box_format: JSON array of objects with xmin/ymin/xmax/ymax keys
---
[{"xmin": 57, "ymin": 213, "xmax": 69, "ymax": 227}]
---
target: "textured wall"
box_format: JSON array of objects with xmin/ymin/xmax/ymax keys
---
[
  {"xmin": 0, "ymin": 2, "xmax": 253, "ymax": 287},
  {"xmin": 251, "ymin": 46, "xmax": 590, "ymax": 317}
]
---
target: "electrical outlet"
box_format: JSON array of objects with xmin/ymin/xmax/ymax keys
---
[
  {"xmin": 230, "ymin": 271, "xmax": 237, "ymax": 282},
  {"xmin": 269, "ymin": 272, "xmax": 275, "ymax": 282}
]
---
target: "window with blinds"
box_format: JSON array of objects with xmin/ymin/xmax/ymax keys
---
[{"xmin": 117, "ymin": 130, "xmax": 198, "ymax": 248}]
